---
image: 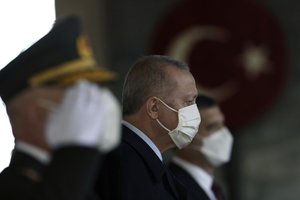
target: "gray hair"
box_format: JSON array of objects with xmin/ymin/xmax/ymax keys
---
[{"xmin": 122, "ymin": 55, "xmax": 189, "ymax": 115}]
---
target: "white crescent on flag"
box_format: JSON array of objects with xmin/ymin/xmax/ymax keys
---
[{"xmin": 166, "ymin": 26, "xmax": 238, "ymax": 102}]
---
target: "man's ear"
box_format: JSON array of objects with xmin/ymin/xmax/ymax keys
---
[{"xmin": 146, "ymin": 96, "xmax": 159, "ymax": 119}]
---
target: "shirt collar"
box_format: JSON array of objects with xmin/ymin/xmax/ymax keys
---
[
  {"xmin": 15, "ymin": 141, "xmax": 51, "ymax": 164},
  {"xmin": 122, "ymin": 120, "xmax": 163, "ymax": 161},
  {"xmin": 172, "ymin": 156, "xmax": 216, "ymax": 200}
]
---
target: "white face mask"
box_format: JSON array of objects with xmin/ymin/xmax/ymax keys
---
[
  {"xmin": 199, "ymin": 127, "xmax": 233, "ymax": 167},
  {"xmin": 156, "ymin": 98, "xmax": 201, "ymax": 149}
]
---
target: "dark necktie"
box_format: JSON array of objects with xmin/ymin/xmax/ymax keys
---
[{"xmin": 211, "ymin": 181, "xmax": 225, "ymax": 200}]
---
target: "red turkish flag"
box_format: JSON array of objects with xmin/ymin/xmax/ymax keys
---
[{"xmin": 150, "ymin": 0, "xmax": 287, "ymax": 129}]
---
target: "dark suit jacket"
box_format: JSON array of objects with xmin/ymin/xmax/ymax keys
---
[
  {"xmin": 0, "ymin": 146, "xmax": 102, "ymax": 200},
  {"xmin": 120, "ymin": 125, "xmax": 187, "ymax": 200},
  {"xmin": 95, "ymin": 147, "xmax": 122, "ymax": 200},
  {"xmin": 169, "ymin": 162, "xmax": 211, "ymax": 200}
]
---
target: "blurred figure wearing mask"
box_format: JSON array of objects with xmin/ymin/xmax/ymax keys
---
[
  {"xmin": 120, "ymin": 55, "xmax": 201, "ymax": 200},
  {"xmin": 0, "ymin": 16, "xmax": 121, "ymax": 200},
  {"xmin": 169, "ymin": 95, "xmax": 234, "ymax": 200}
]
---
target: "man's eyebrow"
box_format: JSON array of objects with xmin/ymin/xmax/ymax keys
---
[
  {"xmin": 205, "ymin": 122, "xmax": 220, "ymax": 130},
  {"xmin": 184, "ymin": 92, "xmax": 198, "ymax": 100}
]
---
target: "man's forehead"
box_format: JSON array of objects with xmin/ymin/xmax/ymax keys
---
[
  {"xmin": 168, "ymin": 70, "xmax": 196, "ymax": 89},
  {"xmin": 24, "ymin": 87, "xmax": 64, "ymax": 101}
]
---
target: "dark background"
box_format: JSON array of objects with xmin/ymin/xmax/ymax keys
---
[{"xmin": 56, "ymin": 1, "xmax": 300, "ymax": 199}]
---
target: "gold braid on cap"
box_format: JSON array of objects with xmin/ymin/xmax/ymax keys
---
[{"xmin": 29, "ymin": 36, "xmax": 116, "ymax": 86}]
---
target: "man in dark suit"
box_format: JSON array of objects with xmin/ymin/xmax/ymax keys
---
[
  {"xmin": 119, "ymin": 55, "xmax": 201, "ymax": 200},
  {"xmin": 0, "ymin": 16, "xmax": 121, "ymax": 200},
  {"xmin": 169, "ymin": 95, "xmax": 234, "ymax": 200}
]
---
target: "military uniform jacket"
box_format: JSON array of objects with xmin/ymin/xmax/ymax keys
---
[
  {"xmin": 169, "ymin": 162, "xmax": 212, "ymax": 200},
  {"xmin": 0, "ymin": 146, "xmax": 102, "ymax": 200},
  {"xmin": 120, "ymin": 125, "xmax": 187, "ymax": 200}
]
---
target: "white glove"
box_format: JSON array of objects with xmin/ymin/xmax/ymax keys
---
[
  {"xmin": 45, "ymin": 80, "xmax": 121, "ymax": 152},
  {"xmin": 96, "ymin": 88, "xmax": 121, "ymax": 152}
]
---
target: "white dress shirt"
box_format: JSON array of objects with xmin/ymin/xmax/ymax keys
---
[
  {"xmin": 172, "ymin": 156, "xmax": 217, "ymax": 200},
  {"xmin": 15, "ymin": 141, "xmax": 50, "ymax": 164}
]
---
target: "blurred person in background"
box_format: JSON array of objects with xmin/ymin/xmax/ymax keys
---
[
  {"xmin": 169, "ymin": 95, "xmax": 234, "ymax": 200},
  {"xmin": 0, "ymin": 16, "xmax": 121, "ymax": 200}
]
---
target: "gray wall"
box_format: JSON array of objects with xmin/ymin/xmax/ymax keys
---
[{"xmin": 238, "ymin": 0, "xmax": 300, "ymax": 199}]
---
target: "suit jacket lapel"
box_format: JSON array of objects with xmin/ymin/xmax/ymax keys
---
[
  {"xmin": 122, "ymin": 125, "xmax": 182, "ymax": 200},
  {"xmin": 9, "ymin": 150, "xmax": 45, "ymax": 182},
  {"xmin": 169, "ymin": 162, "xmax": 211, "ymax": 200}
]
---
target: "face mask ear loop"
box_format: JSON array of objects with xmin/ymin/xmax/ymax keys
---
[
  {"xmin": 155, "ymin": 97, "xmax": 178, "ymax": 133},
  {"xmin": 156, "ymin": 119, "xmax": 171, "ymax": 132},
  {"xmin": 155, "ymin": 97, "xmax": 178, "ymax": 113}
]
